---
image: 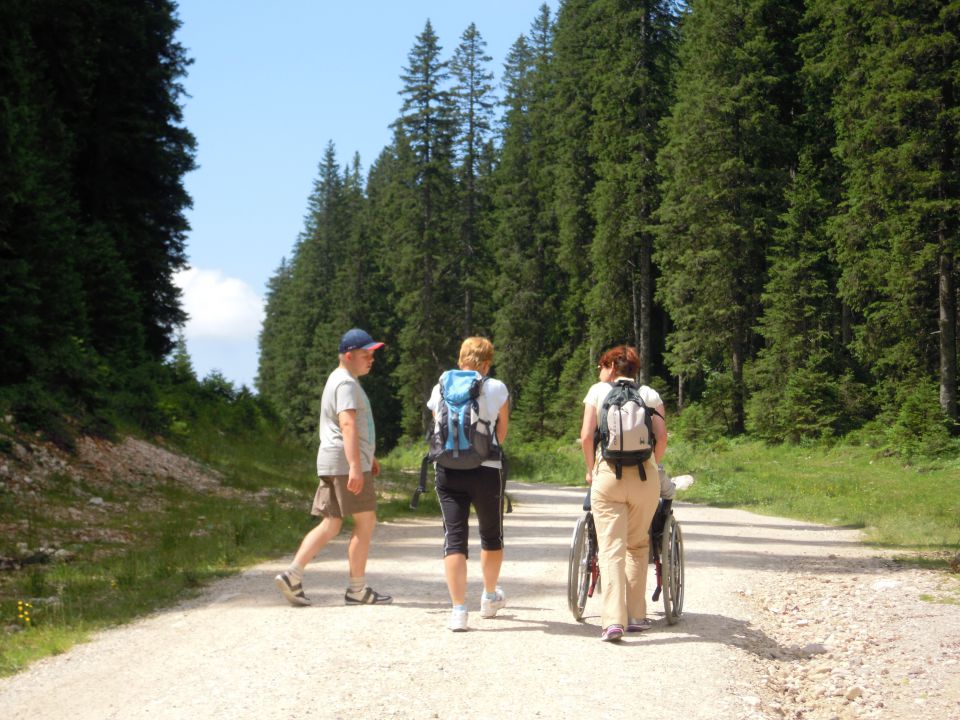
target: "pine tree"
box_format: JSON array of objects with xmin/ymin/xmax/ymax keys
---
[
  {"xmin": 492, "ymin": 34, "xmax": 544, "ymax": 396},
  {"xmin": 388, "ymin": 21, "xmax": 461, "ymax": 435},
  {"xmin": 169, "ymin": 333, "xmax": 196, "ymax": 383},
  {"xmin": 0, "ymin": 1, "xmax": 88, "ymax": 387},
  {"xmin": 451, "ymin": 23, "xmax": 496, "ymax": 337},
  {"xmin": 258, "ymin": 143, "xmax": 351, "ymax": 436},
  {"xmin": 745, "ymin": 0, "xmax": 869, "ymax": 442},
  {"xmin": 747, "ymin": 154, "xmax": 848, "ymax": 440},
  {"xmin": 655, "ymin": 0, "xmax": 803, "ymax": 432},
  {"xmin": 71, "ymin": 0, "xmax": 196, "ymax": 361},
  {"xmin": 490, "ymin": 7, "xmax": 567, "ymax": 434},
  {"xmin": 0, "ymin": 0, "xmax": 195, "ymax": 422},
  {"xmin": 257, "ymin": 258, "xmax": 297, "ymax": 428},
  {"xmin": 824, "ymin": 0, "xmax": 959, "ymax": 428},
  {"xmin": 550, "ymin": 0, "xmax": 599, "ymax": 357},
  {"xmin": 585, "ymin": 0, "xmax": 678, "ymax": 384}
]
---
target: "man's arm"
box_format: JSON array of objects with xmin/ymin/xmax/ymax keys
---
[{"xmin": 339, "ymin": 409, "xmax": 364, "ymax": 495}]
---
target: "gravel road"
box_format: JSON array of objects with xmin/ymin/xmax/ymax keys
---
[{"xmin": 1, "ymin": 481, "xmax": 958, "ymax": 720}]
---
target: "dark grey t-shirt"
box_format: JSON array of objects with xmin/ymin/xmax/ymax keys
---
[{"xmin": 315, "ymin": 367, "xmax": 376, "ymax": 476}]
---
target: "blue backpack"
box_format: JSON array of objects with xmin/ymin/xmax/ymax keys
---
[{"xmin": 427, "ymin": 369, "xmax": 499, "ymax": 469}]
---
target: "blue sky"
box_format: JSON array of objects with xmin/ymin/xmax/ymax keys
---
[{"xmin": 173, "ymin": 1, "xmax": 558, "ymax": 389}]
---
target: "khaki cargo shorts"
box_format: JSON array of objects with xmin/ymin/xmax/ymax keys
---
[{"xmin": 311, "ymin": 473, "xmax": 377, "ymax": 518}]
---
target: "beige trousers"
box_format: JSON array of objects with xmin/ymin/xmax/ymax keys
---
[{"xmin": 591, "ymin": 456, "xmax": 660, "ymax": 629}]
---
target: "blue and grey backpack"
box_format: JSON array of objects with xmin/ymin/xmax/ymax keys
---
[{"xmin": 427, "ymin": 369, "xmax": 499, "ymax": 470}]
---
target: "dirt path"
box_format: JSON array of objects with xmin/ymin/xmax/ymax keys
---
[{"xmin": 2, "ymin": 482, "xmax": 958, "ymax": 720}]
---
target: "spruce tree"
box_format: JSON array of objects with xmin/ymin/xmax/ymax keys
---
[
  {"xmin": 585, "ymin": 0, "xmax": 678, "ymax": 384},
  {"xmin": 258, "ymin": 143, "xmax": 349, "ymax": 436},
  {"xmin": 824, "ymin": 0, "xmax": 959, "ymax": 428},
  {"xmin": 1, "ymin": 0, "xmax": 195, "ymax": 422},
  {"xmin": 490, "ymin": 8, "xmax": 567, "ymax": 435},
  {"xmin": 72, "ymin": 0, "xmax": 196, "ymax": 361},
  {"xmin": 389, "ymin": 21, "xmax": 460, "ymax": 435},
  {"xmin": 451, "ymin": 23, "xmax": 496, "ymax": 337},
  {"xmin": 0, "ymin": 1, "xmax": 87, "ymax": 387},
  {"xmin": 542, "ymin": 0, "xmax": 606, "ymax": 434},
  {"xmin": 747, "ymin": 153, "xmax": 847, "ymax": 440},
  {"xmin": 655, "ymin": 0, "xmax": 803, "ymax": 432}
]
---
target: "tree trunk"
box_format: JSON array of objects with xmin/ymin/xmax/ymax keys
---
[
  {"xmin": 938, "ymin": 64, "xmax": 957, "ymax": 427},
  {"xmin": 939, "ymin": 249, "xmax": 958, "ymax": 424},
  {"xmin": 731, "ymin": 335, "xmax": 746, "ymax": 434},
  {"xmin": 639, "ymin": 234, "xmax": 652, "ymax": 386}
]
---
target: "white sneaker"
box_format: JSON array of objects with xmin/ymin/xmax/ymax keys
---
[
  {"xmin": 274, "ymin": 571, "xmax": 311, "ymax": 606},
  {"xmin": 480, "ymin": 587, "xmax": 506, "ymax": 618},
  {"xmin": 448, "ymin": 607, "xmax": 468, "ymax": 632}
]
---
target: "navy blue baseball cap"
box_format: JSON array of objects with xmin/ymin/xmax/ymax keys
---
[{"xmin": 338, "ymin": 328, "xmax": 385, "ymax": 354}]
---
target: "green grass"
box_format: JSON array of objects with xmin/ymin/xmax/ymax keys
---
[
  {"xmin": 4, "ymin": 409, "xmax": 958, "ymax": 677},
  {"xmin": 0, "ymin": 404, "xmax": 319, "ymax": 677},
  {"xmin": 1, "ymin": 496, "xmax": 316, "ymax": 675},
  {"xmin": 383, "ymin": 435, "xmax": 960, "ymax": 557},
  {"xmin": 668, "ymin": 439, "xmax": 960, "ymax": 552}
]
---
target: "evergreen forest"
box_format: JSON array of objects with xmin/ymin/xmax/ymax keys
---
[
  {"xmin": 0, "ymin": 0, "xmax": 196, "ymax": 437},
  {"xmin": 258, "ymin": 1, "xmax": 960, "ymax": 456},
  {"xmin": 1, "ymin": 1, "xmax": 958, "ymax": 460}
]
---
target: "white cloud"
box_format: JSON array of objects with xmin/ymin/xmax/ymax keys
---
[{"xmin": 174, "ymin": 267, "xmax": 264, "ymax": 341}]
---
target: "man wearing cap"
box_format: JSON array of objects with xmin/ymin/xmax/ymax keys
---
[{"xmin": 275, "ymin": 328, "xmax": 393, "ymax": 606}]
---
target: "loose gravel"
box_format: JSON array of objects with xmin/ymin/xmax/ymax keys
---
[{"xmin": 1, "ymin": 482, "xmax": 958, "ymax": 720}]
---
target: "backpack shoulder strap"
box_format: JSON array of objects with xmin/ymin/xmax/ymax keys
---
[{"xmin": 469, "ymin": 375, "xmax": 488, "ymax": 400}]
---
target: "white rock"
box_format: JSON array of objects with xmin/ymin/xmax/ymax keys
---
[
  {"xmin": 845, "ymin": 686, "xmax": 864, "ymax": 701},
  {"xmin": 88, "ymin": 496, "xmax": 104, "ymax": 506},
  {"xmin": 871, "ymin": 579, "xmax": 900, "ymax": 591}
]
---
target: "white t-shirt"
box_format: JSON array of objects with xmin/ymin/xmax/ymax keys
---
[
  {"xmin": 316, "ymin": 367, "xmax": 375, "ymax": 476},
  {"xmin": 427, "ymin": 375, "xmax": 509, "ymax": 469},
  {"xmin": 583, "ymin": 379, "xmax": 663, "ymax": 414}
]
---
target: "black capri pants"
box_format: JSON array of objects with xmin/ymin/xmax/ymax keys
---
[{"xmin": 436, "ymin": 464, "xmax": 506, "ymax": 557}]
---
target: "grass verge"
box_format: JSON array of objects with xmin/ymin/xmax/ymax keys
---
[
  {"xmin": 4, "ymin": 414, "xmax": 958, "ymax": 677},
  {"xmin": 383, "ymin": 435, "xmax": 960, "ymax": 558},
  {"xmin": 0, "ymin": 402, "xmax": 317, "ymax": 677}
]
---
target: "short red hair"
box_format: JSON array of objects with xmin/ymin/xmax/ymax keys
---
[{"xmin": 598, "ymin": 345, "xmax": 640, "ymax": 379}]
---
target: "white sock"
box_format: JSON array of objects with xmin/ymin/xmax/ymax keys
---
[
  {"xmin": 348, "ymin": 576, "xmax": 365, "ymax": 594},
  {"xmin": 287, "ymin": 564, "xmax": 304, "ymax": 585}
]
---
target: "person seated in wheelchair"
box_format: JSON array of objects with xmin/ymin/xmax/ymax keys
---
[
  {"xmin": 580, "ymin": 344, "xmax": 668, "ymax": 642},
  {"xmin": 583, "ymin": 464, "xmax": 675, "ymax": 577}
]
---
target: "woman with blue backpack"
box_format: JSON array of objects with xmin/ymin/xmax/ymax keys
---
[
  {"xmin": 426, "ymin": 337, "xmax": 510, "ymax": 632},
  {"xmin": 580, "ymin": 345, "xmax": 668, "ymax": 641}
]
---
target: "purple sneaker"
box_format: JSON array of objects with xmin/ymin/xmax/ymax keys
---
[
  {"xmin": 627, "ymin": 618, "xmax": 652, "ymax": 632},
  {"xmin": 600, "ymin": 624, "xmax": 624, "ymax": 642}
]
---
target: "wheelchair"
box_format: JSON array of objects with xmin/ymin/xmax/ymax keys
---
[{"xmin": 567, "ymin": 491, "xmax": 685, "ymax": 625}]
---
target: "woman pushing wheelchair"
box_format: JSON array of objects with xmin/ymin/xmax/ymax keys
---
[{"xmin": 579, "ymin": 345, "xmax": 668, "ymax": 642}]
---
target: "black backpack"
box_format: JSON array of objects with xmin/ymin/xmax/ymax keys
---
[{"xmin": 596, "ymin": 379, "xmax": 661, "ymax": 479}]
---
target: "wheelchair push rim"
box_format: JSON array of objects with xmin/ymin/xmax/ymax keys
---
[
  {"xmin": 567, "ymin": 513, "xmax": 595, "ymax": 621},
  {"xmin": 660, "ymin": 514, "xmax": 685, "ymax": 625}
]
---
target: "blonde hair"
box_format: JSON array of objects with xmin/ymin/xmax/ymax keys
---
[{"xmin": 458, "ymin": 336, "xmax": 494, "ymax": 371}]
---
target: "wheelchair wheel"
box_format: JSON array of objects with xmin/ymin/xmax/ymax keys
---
[
  {"xmin": 567, "ymin": 513, "xmax": 592, "ymax": 621},
  {"xmin": 660, "ymin": 514, "xmax": 685, "ymax": 625}
]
